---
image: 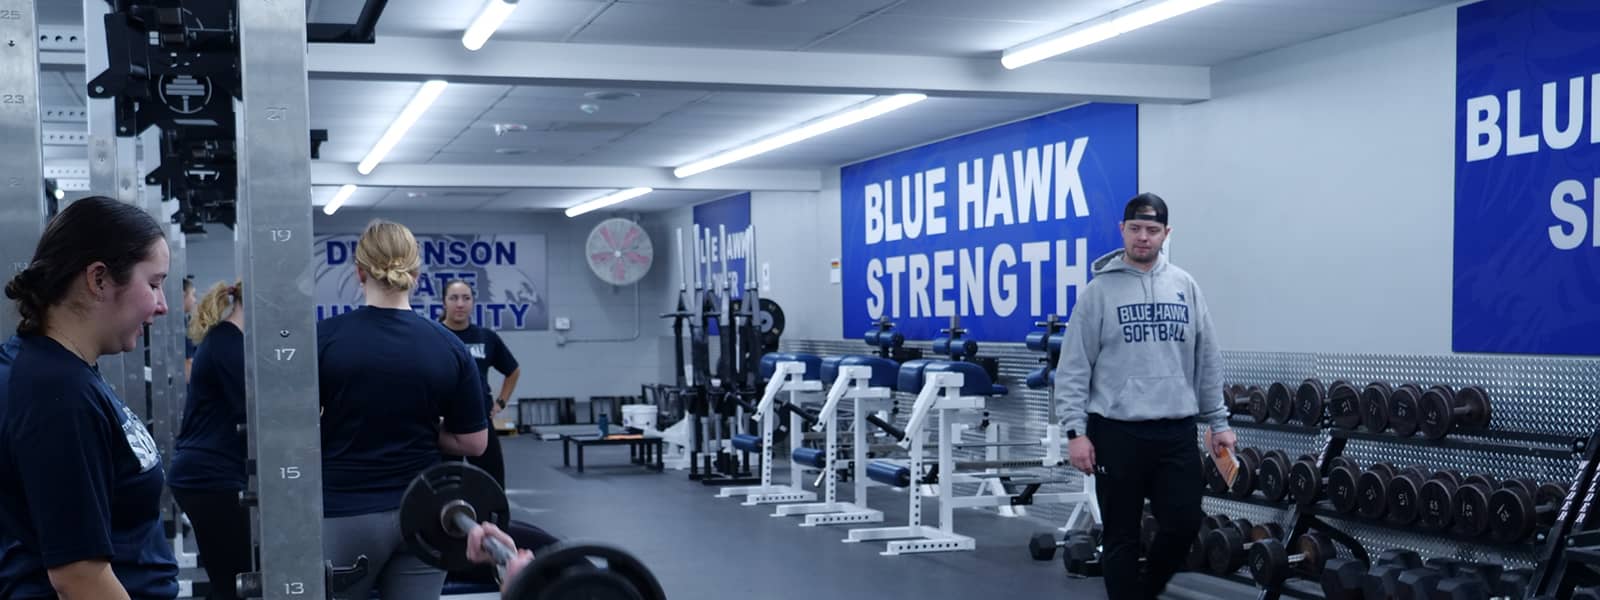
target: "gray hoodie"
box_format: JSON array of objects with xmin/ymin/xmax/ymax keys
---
[{"xmin": 1053, "ymin": 248, "xmax": 1227, "ymax": 436}]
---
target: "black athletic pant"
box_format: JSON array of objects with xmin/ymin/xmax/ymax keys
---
[
  {"xmin": 1087, "ymin": 414, "xmax": 1204, "ymax": 600},
  {"xmin": 173, "ymin": 488, "xmax": 254, "ymax": 600},
  {"xmin": 446, "ymin": 430, "xmax": 506, "ymax": 490}
]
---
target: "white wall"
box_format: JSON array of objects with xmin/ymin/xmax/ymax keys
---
[
  {"xmin": 1140, "ymin": 5, "xmax": 1458, "ymax": 355},
  {"xmin": 302, "ymin": 209, "xmax": 676, "ymax": 403}
]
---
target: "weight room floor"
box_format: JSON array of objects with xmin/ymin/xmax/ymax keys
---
[{"xmin": 497, "ymin": 436, "xmax": 1262, "ymax": 600}]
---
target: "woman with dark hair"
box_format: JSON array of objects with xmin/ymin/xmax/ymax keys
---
[
  {"xmin": 169, "ymin": 280, "xmax": 250, "ymax": 600},
  {"xmin": 0, "ymin": 196, "xmax": 179, "ymax": 599},
  {"xmin": 439, "ymin": 279, "xmax": 520, "ymax": 489}
]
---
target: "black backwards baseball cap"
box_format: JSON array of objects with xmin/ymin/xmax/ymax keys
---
[{"xmin": 1123, "ymin": 192, "xmax": 1169, "ymax": 225}]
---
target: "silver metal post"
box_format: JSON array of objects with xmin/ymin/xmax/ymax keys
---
[
  {"xmin": 0, "ymin": 0, "xmax": 48, "ymax": 336},
  {"xmin": 83, "ymin": 0, "xmax": 133, "ymax": 408},
  {"xmin": 675, "ymin": 228, "xmax": 686, "ymax": 293},
  {"xmin": 237, "ymin": 0, "xmax": 325, "ymax": 596}
]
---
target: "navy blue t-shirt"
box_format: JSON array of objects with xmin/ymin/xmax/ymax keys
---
[
  {"xmin": 0, "ymin": 335, "xmax": 179, "ymax": 599},
  {"xmin": 445, "ymin": 323, "xmax": 519, "ymax": 413},
  {"xmin": 318, "ymin": 307, "xmax": 487, "ymax": 518},
  {"xmin": 169, "ymin": 322, "xmax": 247, "ymax": 492}
]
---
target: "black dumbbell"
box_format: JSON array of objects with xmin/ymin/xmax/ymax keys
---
[
  {"xmin": 1224, "ymin": 384, "xmax": 1270, "ymax": 424},
  {"xmin": 1031, "ymin": 527, "xmax": 1099, "ymax": 561},
  {"xmin": 1327, "ymin": 381, "xmax": 1361, "ymax": 430},
  {"xmin": 1495, "ymin": 567, "xmax": 1533, "ymax": 599},
  {"xmin": 1397, "ymin": 566, "xmax": 1445, "ymax": 599},
  {"xmin": 1266, "ymin": 382, "xmax": 1295, "ymax": 424},
  {"xmin": 1452, "ymin": 473, "xmax": 1500, "ymax": 538},
  {"xmin": 1203, "ymin": 452, "xmax": 1231, "ymax": 495},
  {"xmin": 1295, "ymin": 378, "xmax": 1326, "ymax": 428},
  {"xmin": 1229, "ymin": 448, "xmax": 1264, "ymax": 500},
  {"xmin": 1419, "ymin": 384, "xmax": 1492, "ymax": 440},
  {"xmin": 1387, "ymin": 383, "xmax": 1424, "ymax": 437},
  {"xmin": 1488, "ymin": 480, "xmax": 1569, "ymax": 543},
  {"xmin": 1416, "ymin": 470, "xmax": 1466, "ymax": 530},
  {"xmin": 1288, "ymin": 455, "xmax": 1357, "ymax": 507},
  {"xmin": 1320, "ymin": 557, "xmax": 1365, "ymax": 600},
  {"xmin": 1360, "ymin": 381, "xmax": 1394, "ymax": 433},
  {"xmin": 1187, "ymin": 514, "xmax": 1232, "ymax": 572},
  {"xmin": 1327, "ymin": 458, "xmax": 1364, "ymax": 514},
  {"xmin": 1249, "ymin": 533, "xmax": 1338, "ymax": 587},
  {"xmin": 1257, "ymin": 450, "xmax": 1293, "ymax": 503},
  {"xmin": 1388, "ymin": 467, "xmax": 1454, "ymax": 525},
  {"xmin": 1363, "ymin": 549, "xmax": 1424, "ymax": 599},
  {"xmin": 1204, "ymin": 521, "xmax": 1277, "ymax": 575},
  {"xmin": 1063, "ymin": 530, "xmax": 1102, "ymax": 575},
  {"xmin": 1356, "ymin": 463, "xmax": 1399, "ymax": 519}
]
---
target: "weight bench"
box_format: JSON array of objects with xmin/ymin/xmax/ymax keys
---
[{"xmin": 717, "ymin": 353, "xmax": 824, "ymax": 505}]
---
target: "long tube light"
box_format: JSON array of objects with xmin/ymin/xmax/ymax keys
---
[
  {"xmin": 565, "ymin": 187, "xmax": 654, "ymax": 218},
  {"xmin": 323, "ymin": 184, "xmax": 358, "ymax": 216},
  {"xmin": 673, "ymin": 93, "xmax": 928, "ymax": 179},
  {"xmin": 1001, "ymin": 0, "xmax": 1224, "ymax": 70},
  {"xmin": 462, "ymin": 0, "xmax": 519, "ymax": 51},
  {"xmin": 357, "ymin": 80, "xmax": 449, "ymax": 175}
]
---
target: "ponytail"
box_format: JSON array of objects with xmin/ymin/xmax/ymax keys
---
[{"xmin": 188, "ymin": 280, "xmax": 241, "ymax": 343}]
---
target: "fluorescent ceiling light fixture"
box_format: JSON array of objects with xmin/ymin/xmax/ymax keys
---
[
  {"xmin": 565, "ymin": 187, "xmax": 653, "ymax": 218},
  {"xmin": 323, "ymin": 184, "xmax": 358, "ymax": 216},
  {"xmin": 463, "ymin": 0, "xmax": 519, "ymax": 51},
  {"xmin": 357, "ymin": 80, "xmax": 449, "ymax": 175},
  {"xmin": 1001, "ymin": 0, "xmax": 1224, "ymax": 70},
  {"xmin": 673, "ymin": 93, "xmax": 928, "ymax": 179}
]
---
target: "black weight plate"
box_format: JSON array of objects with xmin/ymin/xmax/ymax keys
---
[
  {"xmin": 1539, "ymin": 483, "xmax": 1570, "ymax": 510},
  {"xmin": 1453, "ymin": 483, "xmax": 1491, "ymax": 538},
  {"xmin": 1329, "ymin": 465, "xmax": 1360, "ymax": 514},
  {"xmin": 1259, "ymin": 453, "xmax": 1290, "ymax": 503},
  {"xmin": 1266, "ymin": 382, "xmax": 1294, "ymax": 423},
  {"xmin": 1457, "ymin": 385, "xmax": 1492, "ymax": 431},
  {"xmin": 757, "ymin": 298, "xmax": 786, "ymax": 337},
  {"xmin": 1388, "ymin": 385, "xmax": 1422, "ymax": 437},
  {"xmin": 1247, "ymin": 386, "xmax": 1270, "ymax": 423},
  {"xmin": 1327, "ymin": 381, "xmax": 1361, "ymax": 430},
  {"xmin": 1360, "ymin": 382, "xmax": 1392, "ymax": 433},
  {"xmin": 1201, "ymin": 514, "xmax": 1232, "ymax": 533},
  {"xmin": 1249, "ymin": 539, "xmax": 1289, "ymax": 586},
  {"xmin": 1289, "ymin": 459, "xmax": 1319, "ymax": 506},
  {"xmin": 400, "ymin": 462, "xmax": 512, "ymax": 572},
  {"xmin": 1296, "ymin": 379, "xmax": 1327, "ymax": 427},
  {"xmin": 1329, "ymin": 457, "xmax": 1358, "ymax": 473},
  {"xmin": 505, "ymin": 542, "xmax": 667, "ymax": 600},
  {"xmin": 1252, "ymin": 523, "xmax": 1284, "ymax": 541},
  {"xmin": 1357, "ymin": 468, "xmax": 1389, "ymax": 520},
  {"xmin": 1296, "ymin": 535, "xmax": 1337, "ymax": 572},
  {"xmin": 1205, "ymin": 527, "xmax": 1245, "ymax": 575},
  {"xmin": 1417, "ymin": 386, "xmax": 1455, "ymax": 440},
  {"xmin": 1204, "ymin": 453, "xmax": 1229, "ymax": 494},
  {"xmin": 1231, "ymin": 450, "xmax": 1261, "ymax": 499},
  {"xmin": 1487, "ymin": 486, "xmax": 1535, "ymax": 543},
  {"xmin": 1418, "ymin": 478, "xmax": 1455, "ymax": 530},
  {"xmin": 1388, "ymin": 473, "xmax": 1422, "ymax": 525},
  {"xmin": 1029, "ymin": 533, "xmax": 1057, "ymax": 560}
]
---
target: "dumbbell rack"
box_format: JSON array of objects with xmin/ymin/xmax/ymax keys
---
[
  {"xmin": 1209, "ymin": 393, "xmax": 1594, "ymax": 600},
  {"xmin": 1526, "ymin": 424, "xmax": 1600, "ymax": 598}
]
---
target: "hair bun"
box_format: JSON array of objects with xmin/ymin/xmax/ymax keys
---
[{"xmin": 4, "ymin": 268, "xmax": 34, "ymax": 301}]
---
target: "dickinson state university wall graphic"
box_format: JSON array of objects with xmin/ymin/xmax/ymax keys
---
[
  {"xmin": 313, "ymin": 233, "xmax": 550, "ymax": 331},
  {"xmin": 840, "ymin": 102, "xmax": 1138, "ymax": 342},
  {"xmin": 1454, "ymin": 0, "xmax": 1600, "ymax": 355}
]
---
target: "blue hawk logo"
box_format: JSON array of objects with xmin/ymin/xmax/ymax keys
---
[{"xmin": 1177, "ymin": 291, "xmax": 1186, "ymax": 302}]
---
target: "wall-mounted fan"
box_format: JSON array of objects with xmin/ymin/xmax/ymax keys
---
[{"xmin": 585, "ymin": 217, "xmax": 654, "ymax": 285}]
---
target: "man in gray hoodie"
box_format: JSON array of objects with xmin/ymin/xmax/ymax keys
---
[{"xmin": 1053, "ymin": 193, "xmax": 1232, "ymax": 600}]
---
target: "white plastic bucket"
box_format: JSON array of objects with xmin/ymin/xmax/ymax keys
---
[{"xmin": 622, "ymin": 405, "xmax": 657, "ymax": 431}]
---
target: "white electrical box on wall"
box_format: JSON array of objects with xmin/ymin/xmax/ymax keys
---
[{"xmin": 554, "ymin": 317, "xmax": 572, "ymax": 331}]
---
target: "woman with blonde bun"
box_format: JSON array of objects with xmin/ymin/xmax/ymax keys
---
[{"xmin": 315, "ymin": 220, "xmax": 488, "ymax": 600}]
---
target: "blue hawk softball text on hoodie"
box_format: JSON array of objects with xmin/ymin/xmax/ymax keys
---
[{"xmin": 1052, "ymin": 249, "xmax": 1228, "ymax": 436}]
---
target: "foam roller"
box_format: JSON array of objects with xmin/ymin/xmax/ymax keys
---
[
  {"xmin": 791, "ymin": 447, "xmax": 826, "ymax": 469},
  {"xmin": 731, "ymin": 434, "xmax": 761, "ymax": 453},
  {"xmin": 862, "ymin": 330, "xmax": 883, "ymax": 347},
  {"xmin": 867, "ymin": 461, "xmax": 911, "ymax": 487},
  {"xmin": 933, "ymin": 337, "xmax": 978, "ymax": 358},
  {"xmin": 1025, "ymin": 331, "xmax": 1051, "ymax": 352},
  {"xmin": 1026, "ymin": 367, "xmax": 1052, "ymax": 390}
]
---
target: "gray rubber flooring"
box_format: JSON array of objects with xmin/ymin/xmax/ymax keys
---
[{"xmin": 497, "ymin": 435, "xmax": 1268, "ymax": 600}]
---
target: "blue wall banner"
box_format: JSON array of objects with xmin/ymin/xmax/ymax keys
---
[
  {"xmin": 840, "ymin": 102, "xmax": 1138, "ymax": 342},
  {"xmin": 1454, "ymin": 0, "xmax": 1600, "ymax": 355},
  {"xmin": 693, "ymin": 192, "xmax": 752, "ymax": 298},
  {"xmin": 313, "ymin": 233, "xmax": 549, "ymax": 331}
]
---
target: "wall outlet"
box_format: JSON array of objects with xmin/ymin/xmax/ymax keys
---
[{"xmin": 554, "ymin": 317, "xmax": 571, "ymax": 331}]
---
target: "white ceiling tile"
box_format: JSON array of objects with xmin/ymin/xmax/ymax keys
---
[{"xmin": 884, "ymin": 0, "xmax": 1134, "ymax": 23}]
